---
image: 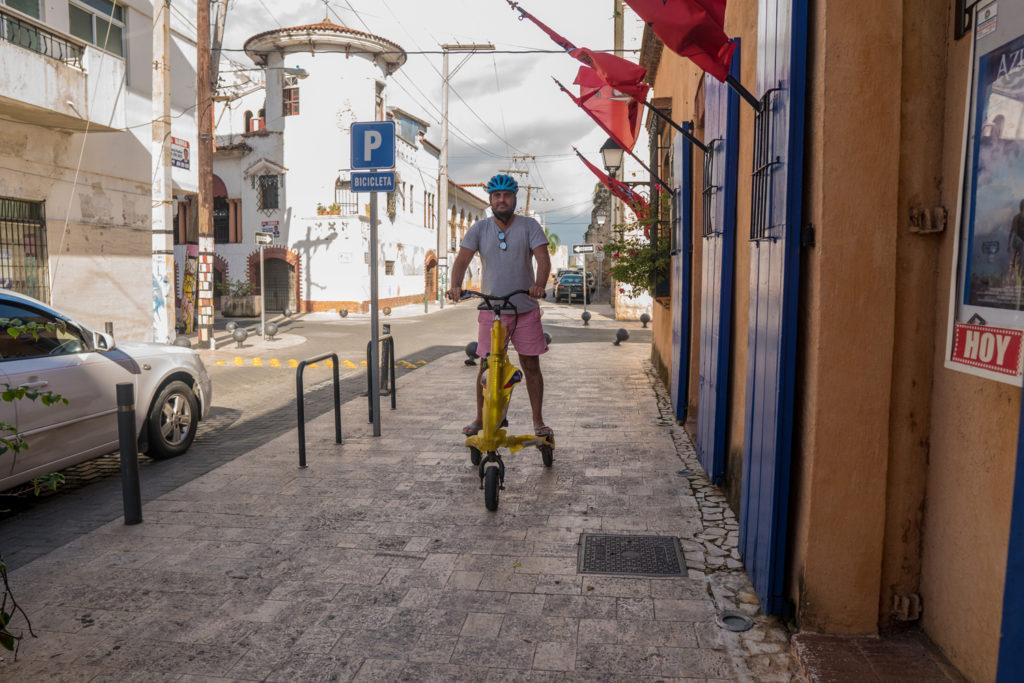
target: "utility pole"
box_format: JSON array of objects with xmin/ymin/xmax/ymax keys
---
[
  {"xmin": 151, "ymin": 0, "xmax": 175, "ymax": 343},
  {"xmin": 196, "ymin": 0, "xmax": 215, "ymax": 348},
  {"xmin": 438, "ymin": 42, "xmax": 495, "ymax": 308}
]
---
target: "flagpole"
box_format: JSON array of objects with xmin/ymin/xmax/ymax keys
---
[
  {"xmin": 639, "ymin": 99, "xmax": 709, "ymax": 153},
  {"xmin": 725, "ymin": 74, "xmax": 762, "ymax": 111}
]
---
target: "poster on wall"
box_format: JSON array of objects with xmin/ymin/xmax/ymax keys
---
[
  {"xmin": 170, "ymin": 137, "xmax": 190, "ymax": 170},
  {"xmin": 260, "ymin": 220, "xmax": 280, "ymax": 238},
  {"xmin": 948, "ymin": 0, "xmax": 1024, "ymax": 385},
  {"xmin": 180, "ymin": 245, "xmax": 199, "ymax": 335}
]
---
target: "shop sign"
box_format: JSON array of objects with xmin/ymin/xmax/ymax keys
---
[{"xmin": 946, "ymin": 1, "xmax": 1024, "ymax": 385}]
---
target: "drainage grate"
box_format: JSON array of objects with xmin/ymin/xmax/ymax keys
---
[{"xmin": 578, "ymin": 534, "xmax": 686, "ymax": 577}]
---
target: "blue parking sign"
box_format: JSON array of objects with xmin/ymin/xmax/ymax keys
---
[{"xmin": 351, "ymin": 121, "xmax": 396, "ymax": 170}]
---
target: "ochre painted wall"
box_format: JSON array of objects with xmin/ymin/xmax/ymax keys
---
[{"xmin": 918, "ymin": 11, "xmax": 1018, "ymax": 680}]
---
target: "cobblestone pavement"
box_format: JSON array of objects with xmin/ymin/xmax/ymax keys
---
[{"xmin": 0, "ymin": 340, "xmax": 794, "ymax": 681}]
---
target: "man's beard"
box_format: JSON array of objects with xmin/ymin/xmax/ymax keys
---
[{"xmin": 492, "ymin": 200, "xmax": 516, "ymax": 223}]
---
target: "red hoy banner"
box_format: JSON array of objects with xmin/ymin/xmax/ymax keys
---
[{"xmin": 951, "ymin": 323, "xmax": 1024, "ymax": 377}]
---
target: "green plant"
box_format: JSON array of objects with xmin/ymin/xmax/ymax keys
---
[
  {"xmin": 0, "ymin": 317, "xmax": 69, "ymax": 657},
  {"xmin": 545, "ymin": 229, "xmax": 561, "ymax": 256},
  {"xmin": 603, "ymin": 212, "xmax": 670, "ymax": 297},
  {"xmin": 220, "ymin": 279, "xmax": 253, "ymax": 297}
]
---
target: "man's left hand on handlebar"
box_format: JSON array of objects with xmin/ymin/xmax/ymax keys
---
[
  {"xmin": 529, "ymin": 285, "xmax": 546, "ymax": 299},
  {"xmin": 446, "ymin": 286, "xmax": 463, "ymax": 302}
]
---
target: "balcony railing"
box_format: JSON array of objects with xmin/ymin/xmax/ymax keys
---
[{"xmin": 1, "ymin": 7, "xmax": 84, "ymax": 69}]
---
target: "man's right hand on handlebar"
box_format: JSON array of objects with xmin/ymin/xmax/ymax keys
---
[{"xmin": 446, "ymin": 286, "xmax": 463, "ymax": 302}]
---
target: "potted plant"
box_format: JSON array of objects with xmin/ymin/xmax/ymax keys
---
[{"xmin": 220, "ymin": 279, "xmax": 262, "ymax": 318}]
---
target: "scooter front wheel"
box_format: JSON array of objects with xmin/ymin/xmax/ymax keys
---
[
  {"xmin": 484, "ymin": 464, "xmax": 500, "ymax": 511},
  {"xmin": 540, "ymin": 445, "xmax": 553, "ymax": 468}
]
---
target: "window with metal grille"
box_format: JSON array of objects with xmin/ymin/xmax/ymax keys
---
[
  {"xmin": 334, "ymin": 179, "xmax": 358, "ymax": 214},
  {"xmin": 384, "ymin": 260, "xmax": 395, "ymax": 276},
  {"xmin": 701, "ymin": 139, "xmax": 720, "ymax": 238},
  {"xmin": 213, "ymin": 196, "xmax": 230, "ymax": 243},
  {"xmin": 282, "ymin": 75, "xmax": 299, "ymax": 116},
  {"xmin": 257, "ymin": 175, "xmax": 279, "ymax": 211},
  {"xmin": 0, "ymin": 197, "xmax": 50, "ymax": 302},
  {"xmin": 750, "ymin": 90, "xmax": 779, "ymax": 241}
]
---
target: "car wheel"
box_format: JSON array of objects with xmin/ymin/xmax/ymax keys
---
[{"xmin": 146, "ymin": 380, "xmax": 198, "ymax": 460}]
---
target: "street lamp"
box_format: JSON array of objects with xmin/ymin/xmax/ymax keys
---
[
  {"xmin": 595, "ymin": 211, "xmax": 608, "ymax": 227},
  {"xmin": 600, "ymin": 137, "xmax": 624, "ymax": 176}
]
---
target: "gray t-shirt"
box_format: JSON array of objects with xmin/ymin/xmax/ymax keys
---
[{"xmin": 461, "ymin": 215, "xmax": 549, "ymax": 312}]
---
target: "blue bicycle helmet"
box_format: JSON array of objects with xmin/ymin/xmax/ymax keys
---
[{"xmin": 485, "ymin": 174, "xmax": 519, "ymax": 194}]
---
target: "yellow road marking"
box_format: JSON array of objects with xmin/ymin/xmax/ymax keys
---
[
  {"xmin": 288, "ymin": 359, "xmax": 298, "ymax": 368},
  {"xmin": 252, "ymin": 358, "xmax": 263, "ymax": 367},
  {"xmin": 325, "ymin": 359, "xmax": 334, "ymax": 368},
  {"xmin": 215, "ymin": 360, "xmax": 226, "ymax": 366},
  {"xmin": 233, "ymin": 356, "xmax": 244, "ymax": 366},
  {"xmin": 269, "ymin": 358, "xmax": 281, "ymax": 368},
  {"xmin": 308, "ymin": 362, "xmax": 319, "ymax": 369},
  {"xmin": 360, "ymin": 360, "xmax": 368, "ymax": 367},
  {"xmin": 415, "ymin": 360, "xmax": 428, "ymax": 367},
  {"xmin": 343, "ymin": 359, "xmax": 357, "ymax": 369}
]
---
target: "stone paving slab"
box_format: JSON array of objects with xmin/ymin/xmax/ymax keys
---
[{"xmin": 0, "ymin": 342, "xmax": 797, "ymax": 681}]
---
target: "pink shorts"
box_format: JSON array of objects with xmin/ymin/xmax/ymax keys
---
[{"xmin": 477, "ymin": 308, "xmax": 548, "ymax": 358}]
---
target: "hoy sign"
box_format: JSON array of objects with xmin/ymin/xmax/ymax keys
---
[{"xmin": 951, "ymin": 324, "xmax": 1024, "ymax": 377}]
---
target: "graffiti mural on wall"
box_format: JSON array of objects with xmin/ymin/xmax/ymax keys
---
[{"xmin": 180, "ymin": 244, "xmax": 199, "ymax": 335}]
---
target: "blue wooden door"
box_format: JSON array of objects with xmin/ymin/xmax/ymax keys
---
[
  {"xmin": 670, "ymin": 125, "xmax": 695, "ymax": 423},
  {"xmin": 739, "ymin": 0, "xmax": 810, "ymax": 615},
  {"xmin": 696, "ymin": 49, "xmax": 741, "ymax": 485}
]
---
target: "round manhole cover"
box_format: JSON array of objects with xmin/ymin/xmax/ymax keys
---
[{"xmin": 717, "ymin": 611, "xmax": 754, "ymax": 632}]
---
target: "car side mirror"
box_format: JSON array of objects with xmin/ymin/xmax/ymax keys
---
[{"xmin": 94, "ymin": 331, "xmax": 116, "ymax": 351}]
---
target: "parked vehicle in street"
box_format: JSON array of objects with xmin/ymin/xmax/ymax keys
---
[
  {"xmin": 554, "ymin": 274, "xmax": 585, "ymax": 303},
  {"xmin": 0, "ymin": 290, "xmax": 212, "ymax": 492}
]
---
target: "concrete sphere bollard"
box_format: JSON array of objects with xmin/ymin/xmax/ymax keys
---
[
  {"xmin": 225, "ymin": 321, "xmax": 238, "ymax": 332},
  {"xmin": 173, "ymin": 335, "xmax": 192, "ymax": 348},
  {"xmin": 338, "ymin": 308, "xmax": 349, "ymax": 318},
  {"xmin": 264, "ymin": 322, "xmax": 279, "ymax": 340},
  {"xmin": 383, "ymin": 306, "xmax": 392, "ymax": 316},
  {"xmin": 544, "ymin": 332, "xmax": 552, "ymax": 346},
  {"xmin": 614, "ymin": 328, "xmax": 630, "ymax": 346},
  {"xmin": 581, "ymin": 311, "xmax": 592, "ymax": 326},
  {"xmin": 640, "ymin": 313, "xmax": 651, "ymax": 328},
  {"xmin": 283, "ymin": 308, "xmax": 292, "ymax": 318},
  {"xmin": 232, "ymin": 327, "xmax": 248, "ymax": 348},
  {"xmin": 465, "ymin": 341, "xmax": 478, "ymax": 366}
]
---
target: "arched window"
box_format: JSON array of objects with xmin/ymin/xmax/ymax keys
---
[{"xmin": 243, "ymin": 110, "xmax": 253, "ymax": 133}]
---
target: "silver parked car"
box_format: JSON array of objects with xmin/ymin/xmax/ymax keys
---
[{"xmin": 0, "ymin": 290, "xmax": 211, "ymax": 492}]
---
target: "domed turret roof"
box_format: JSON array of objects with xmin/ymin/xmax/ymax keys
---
[{"xmin": 244, "ymin": 19, "xmax": 406, "ymax": 74}]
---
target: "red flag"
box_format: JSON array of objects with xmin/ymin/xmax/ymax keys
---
[
  {"xmin": 507, "ymin": 1, "xmax": 649, "ymax": 90},
  {"xmin": 557, "ymin": 71, "xmax": 645, "ymax": 152},
  {"xmin": 573, "ymin": 148, "xmax": 650, "ymax": 220},
  {"xmin": 624, "ymin": 0, "xmax": 735, "ymax": 82}
]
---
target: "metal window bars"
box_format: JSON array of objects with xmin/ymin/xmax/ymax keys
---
[
  {"xmin": 0, "ymin": 7, "xmax": 84, "ymax": 68},
  {"xmin": 701, "ymin": 139, "xmax": 722, "ymax": 238},
  {"xmin": 0, "ymin": 197, "xmax": 51, "ymax": 302},
  {"xmin": 256, "ymin": 175, "xmax": 279, "ymax": 211},
  {"xmin": 750, "ymin": 89, "xmax": 781, "ymax": 241}
]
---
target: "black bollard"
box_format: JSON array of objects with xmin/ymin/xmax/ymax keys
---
[
  {"xmin": 116, "ymin": 383, "xmax": 142, "ymax": 525},
  {"xmin": 104, "ymin": 321, "xmax": 114, "ymax": 335}
]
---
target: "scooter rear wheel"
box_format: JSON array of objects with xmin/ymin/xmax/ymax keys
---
[{"xmin": 540, "ymin": 446, "xmax": 553, "ymax": 468}]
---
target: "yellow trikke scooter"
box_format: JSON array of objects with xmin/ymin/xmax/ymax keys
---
[{"xmin": 461, "ymin": 290, "xmax": 554, "ymax": 511}]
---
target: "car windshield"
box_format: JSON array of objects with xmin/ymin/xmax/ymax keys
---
[{"xmin": 561, "ymin": 275, "xmax": 582, "ymax": 283}]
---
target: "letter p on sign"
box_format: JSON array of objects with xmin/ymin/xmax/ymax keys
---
[
  {"xmin": 364, "ymin": 131, "xmax": 382, "ymax": 162},
  {"xmin": 351, "ymin": 121, "xmax": 396, "ymax": 170}
]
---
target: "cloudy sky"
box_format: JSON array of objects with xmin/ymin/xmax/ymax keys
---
[{"xmin": 221, "ymin": 0, "xmax": 650, "ymax": 246}]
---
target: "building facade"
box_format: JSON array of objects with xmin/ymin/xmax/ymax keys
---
[
  {"xmin": 643, "ymin": 1, "xmax": 1024, "ymax": 680},
  {"xmin": 0, "ymin": 0, "xmax": 197, "ymax": 340},
  {"xmin": 193, "ymin": 19, "xmax": 452, "ymax": 314}
]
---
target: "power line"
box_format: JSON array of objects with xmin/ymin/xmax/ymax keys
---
[{"xmin": 255, "ymin": 0, "xmax": 282, "ymax": 27}]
